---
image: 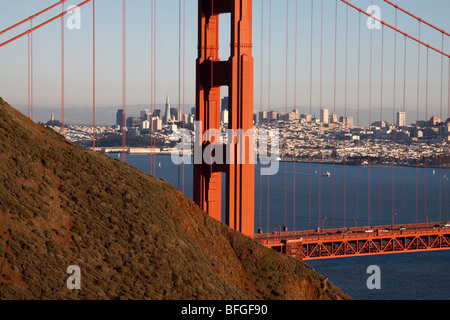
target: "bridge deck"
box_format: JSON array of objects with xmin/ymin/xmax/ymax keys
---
[{"xmin": 255, "ymin": 222, "xmax": 450, "ymax": 260}]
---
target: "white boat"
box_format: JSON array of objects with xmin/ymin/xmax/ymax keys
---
[{"xmin": 322, "ymin": 171, "xmax": 331, "ymax": 178}]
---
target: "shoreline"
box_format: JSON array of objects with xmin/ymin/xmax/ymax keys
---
[
  {"xmin": 278, "ymin": 159, "xmax": 450, "ymax": 169},
  {"xmin": 98, "ymin": 148, "xmax": 450, "ymax": 170}
]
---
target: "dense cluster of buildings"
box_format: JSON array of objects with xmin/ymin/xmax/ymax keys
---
[
  {"xmin": 46, "ymin": 122, "xmax": 117, "ymax": 145},
  {"xmin": 115, "ymin": 95, "xmax": 196, "ymax": 137},
  {"xmin": 47, "ymin": 96, "xmax": 450, "ymax": 165},
  {"xmin": 257, "ymin": 107, "xmax": 355, "ymax": 129},
  {"xmin": 259, "ymin": 107, "xmax": 450, "ymax": 165}
]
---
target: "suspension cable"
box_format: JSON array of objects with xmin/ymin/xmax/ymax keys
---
[
  {"xmin": 0, "ymin": 1, "xmax": 92, "ymax": 48},
  {"xmin": 340, "ymin": 0, "xmax": 450, "ymax": 59},
  {"xmin": 383, "ymin": 0, "xmax": 450, "ymax": 38},
  {"xmin": 0, "ymin": 0, "xmax": 67, "ymax": 36}
]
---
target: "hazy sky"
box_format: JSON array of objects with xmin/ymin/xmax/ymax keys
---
[{"xmin": 1, "ymin": 0, "xmax": 450, "ymax": 124}]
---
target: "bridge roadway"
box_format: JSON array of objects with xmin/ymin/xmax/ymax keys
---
[{"xmin": 255, "ymin": 222, "xmax": 450, "ymax": 260}]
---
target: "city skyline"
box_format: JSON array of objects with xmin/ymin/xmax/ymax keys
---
[
  {"xmin": 22, "ymin": 99, "xmax": 449, "ymax": 128},
  {"xmin": 1, "ymin": 0, "xmax": 450, "ymax": 123}
]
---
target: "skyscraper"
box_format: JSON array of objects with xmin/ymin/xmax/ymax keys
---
[
  {"xmin": 397, "ymin": 111, "xmax": 406, "ymax": 127},
  {"xmin": 140, "ymin": 109, "xmax": 150, "ymax": 119},
  {"xmin": 116, "ymin": 109, "xmax": 124, "ymax": 127},
  {"xmin": 340, "ymin": 116, "xmax": 354, "ymax": 128},
  {"xmin": 153, "ymin": 109, "xmax": 162, "ymax": 119},
  {"xmin": 221, "ymin": 109, "xmax": 229, "ymax": 124},
  {"xmin": 330, "ymin": 112, "xmax": 338, "ymax": 123},
  {"xmin": 259, "ymin": 111, "xmax": 267, "ymax": 122},
  {"xmin": 320, "ymin": 108, "xmax": 329, "ymax": 125},
  {"xmin": 170, "ymin": 107, "xmax": 178, "ymax": 121},
  {"xmin": 268, "ymin": 110, "xmax": 278, "ymax": 122},
  {"xmin": 164, "ymin": 95, "xmax": 171, "ymax": 125},
  {"xmin": 221, "ymin": 97, "xmax": 229, "ymax": 111}
]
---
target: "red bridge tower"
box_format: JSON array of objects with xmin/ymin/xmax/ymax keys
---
[{"xmin": 194, "ymin": 0, "xmax": 254, "ymax": 236}]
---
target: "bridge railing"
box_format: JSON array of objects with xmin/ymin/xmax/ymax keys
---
[{"xmin": 254, "ymin": 221, "xmax": 450, "ymax": 244}]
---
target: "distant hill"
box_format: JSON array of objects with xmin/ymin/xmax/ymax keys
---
[{"xmin": 0, "ymin": 97, "xmax": 350, "ymax": 300}]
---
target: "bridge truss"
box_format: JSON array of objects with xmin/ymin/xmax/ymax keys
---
[{"xmin": 257, "ymin": 223, "xmax": 450, "ymax": 260}]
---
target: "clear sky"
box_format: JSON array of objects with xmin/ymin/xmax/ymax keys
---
[{"xmin": 1, "ymin": 0, "xmax": 450, "ymax": 125}]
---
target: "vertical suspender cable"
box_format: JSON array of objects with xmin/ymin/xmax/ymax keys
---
[
  {"xmin": 356, "ymin": 11, "xmax": 361, "ymax": 223},
  {"xmin": 267, "ymin": 0, "xmax": 272, "ymax": 234},
  {"xmin": 28, "ymin": 33, "xmax": 31, "ymax": 119},
  {"xmin": 284, "ymin": 0, "xmax": 289, "ymax": 229},
  {"xmin": 259, "ymin": 0, "xmax": 264, "ymax": 231},
  {"xmin": 424, "ymin": 47, "xmax": 429, "ymax": 219},
  {"xmin": 150, "ymin": 0, "xmax": 154, "ymax": 175},
  {"xmin": 178, "ymin": 0, "xmax": 182, "ymax": 189},
  {"xmin": 31, "ymin": 20, "xmax": 34, "ymax": 121},
  {"xmin": 155, "ymin": 0, "xmax": 157, "ymax": 176},
  {"xmin": 380, "ymin": 24, "xmax": 384, "ymax": 226},
  {"xmin": 92, "ymin": 0, "xmax": 96, "ymax": 151},
  {"xmin": 154, "ymin": 0, "xmax": 157, "ymax": 176},
  {"xmin": 416, "ymin": 22, "xmax": 421, "ymax": 223},
  {"xmin": 343, "ymin": 4, "xmax": 348, "ymax": 228},
  {"xmin": 182, "ymin": 0, "xmax": 185, "ymax": 194},
  {"xmin": 177, "ymin": 0, "xmax": 186, "ymax": 192},
  {"xmin": 368, "ymin": 0, "xmax": 373, "ymax": 226},
  {"xmin": 308, "ymin": 0, "xmax": 313, "ymax": 231},
  {"xmin": 61, "ymin": 2, "xmax": 65, "ymax": 136},
  {"xmin": 402, "ymin": 35, "xmax": 407, "ymax": 224},
  {"xmin": 151, "ymin": 0, "xmax": 155, "ymax": 176},
  {"xmin": 392, "ymin": 11, "xmax": 397, "ymax": 222},
  {"xmin": 439, "ymin": 34, "xmax": 444, "ymax": 222},
  {"xmin": 153, "ymin": 0, "xmax": 157, "ymax": 176},
  {"xmin": 332, "ymin": 0, "xmax": 337, "ymax": 228},
  {"xmin": 318, "ymin": 0, "xmax": 323, "ymax": 229},
  {"xmin": 293, "ymin": 0, "xmax": 298, "ymax": 231},
  {"xmin": 122, "ymin": 0, "xmax": 127, "ymax": 162},
  {"xmin": 178, "ymin": 0, "xmax": 181, "ymax": 188}
]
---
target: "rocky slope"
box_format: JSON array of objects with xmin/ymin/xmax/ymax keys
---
[{"xmin": 0, "ymin": 97, "xmax": 350, "ymax": 300}]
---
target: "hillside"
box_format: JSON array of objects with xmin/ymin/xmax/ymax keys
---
[{"xmin": 0, "ymin": 97, "xmax": 350, "ymax": 300}]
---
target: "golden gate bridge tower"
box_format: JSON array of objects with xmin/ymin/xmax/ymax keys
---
[{"xmin": 194, "ymin": 0, "xmax": 255, "ymax": 236}]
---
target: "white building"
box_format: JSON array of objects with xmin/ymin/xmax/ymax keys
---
[
  {"xmin": 153, "ymin": 118, "xmax": 163, "ymax": 132},
  {"xmin": 397, "ymin": 111, "xmax": 406, "ymax": 127},
  {"xmin": 320, "ymin": 108, "xmax": 329, "ymax": 125},
  {"xmin": 221, "ymin": 109, "xmax": 229, "ymax": 124},
  {"xmin": 164, "ymin": 95, "xmax": 171, "ymax": 125}
]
